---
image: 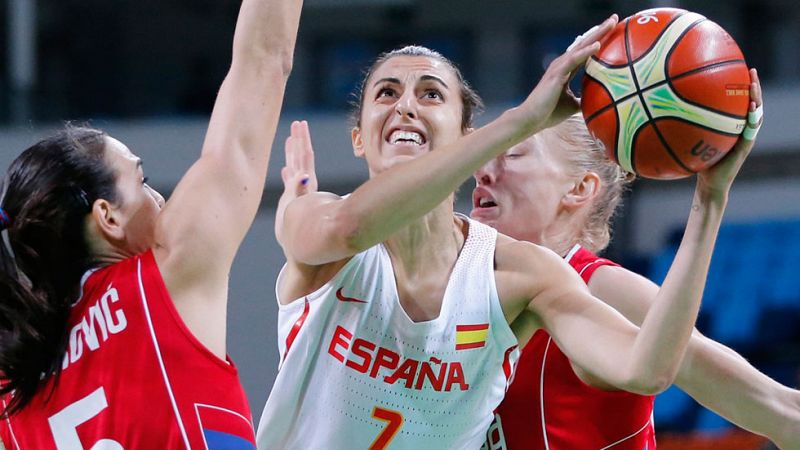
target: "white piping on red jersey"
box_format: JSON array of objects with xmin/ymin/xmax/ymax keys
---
[
  {"xmin": 539, "ymin": 337, "xmax": 553, "ymax": 450},
  {"xmin": 137, "ymin": 257, "xmax": 192, "ymax": 449}
]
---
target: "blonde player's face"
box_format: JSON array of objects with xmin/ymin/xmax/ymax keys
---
[
  {"xmin": 471, "ymin": 131, "xmax": 574, "ymax": 244},
  {"xmin": 103, "ymin": 137, "xmax": 165, "ymax": 253},
  {"xmin": 352, "ymin": 55, "xmax": 464, "ymax": 176}
]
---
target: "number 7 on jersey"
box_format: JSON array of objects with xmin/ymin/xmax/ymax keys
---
[{"xmin": 369, "ymin": 406, "xmax": 403, "ymax": 450}]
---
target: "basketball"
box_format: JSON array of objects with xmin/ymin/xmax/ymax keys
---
[{"xmin": 581, "ymin": 8, "xmax": 751, "ymax": 179}]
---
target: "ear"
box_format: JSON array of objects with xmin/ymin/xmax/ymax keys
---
[
  {"xmin": 90, "ymin": 199, "xmax": 125, "ymax": 242},
  {"xmin": 351, "ymin": 127, "xmax": 365, "ymax": 158},
  {"xmin": 562, "ymin": 171, "xmax": 601, "ymax": 210}
]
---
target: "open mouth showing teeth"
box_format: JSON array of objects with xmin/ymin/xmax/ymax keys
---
[
  {"xmin": 389, "ymin": 130, "xmax": 426, "ymax": 145},
  {"xmin": 478, "ymin": 198, "xmax": 497, "ymax": 208}
]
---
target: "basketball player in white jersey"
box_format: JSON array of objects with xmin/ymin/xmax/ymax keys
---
[{"xmin": 257, "ymin": 15, "xmax": 732, "ymax": 449}]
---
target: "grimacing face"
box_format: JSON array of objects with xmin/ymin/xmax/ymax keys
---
[
  {"xmin": 352, "ymin": 55, "xmax": 465, "ymax": 176},
  {"xmin": 103, "ymin": 137, "xmax": 165, "ymax": 254},
  {"xmin": 471, "ymin": 130, "xmax": 575, "ymax": 244}
]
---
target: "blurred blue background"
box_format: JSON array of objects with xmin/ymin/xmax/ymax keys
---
[{"xmin": 2, "ymin": 0, "xmax": 798, "ymax": 444}]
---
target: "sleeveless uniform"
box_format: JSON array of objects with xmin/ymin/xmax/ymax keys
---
[
  {"xmin": 0, "ymin": 250, "xmax": 256, "ymax": 450},
  {"xmin": 257, "ymin": 217, "xmax": 519, "ymax": 450},
  {"xmin": 484, "ymin": 245, "xmax": 656, "ymax": 450}
]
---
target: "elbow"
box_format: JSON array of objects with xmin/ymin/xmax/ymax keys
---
[
  {"xmin": 336, "ymin": 210, "xmax": 370, "ymax": 256},
  {"xmin": 232, "ymin": 45, "xmax": 295, "ymax": 80},
  {"xmin": 275, "ymin": 46, "xmax": 295, "ymax": 79},
  {"xmin": 621, "ymin": 370, "xmax": 675, "ymax": 395},
  {"xmin": 261, "ymin": 46, "xmax": 296, "ymax": 80}
]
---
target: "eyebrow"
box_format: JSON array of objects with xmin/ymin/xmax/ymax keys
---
[
  {"xmin": 135, "ymin": 158, "xmax": 143, "ymax": 169},
  {"xmin": 372, "ymin": 75, "xmax": 449, "ymax": 90}
]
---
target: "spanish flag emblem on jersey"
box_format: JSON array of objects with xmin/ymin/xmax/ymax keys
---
[{"xmin": 455, "ymin": 324, "xmax": 489, "ymax": 350}]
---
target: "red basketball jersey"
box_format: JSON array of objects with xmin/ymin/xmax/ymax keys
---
[
  {"xmin": 0, "ymin": 250, "xmax": 255, "ymax": 450},
  {"xmin": 485, "ymin": 245, "xmax": 656, "ymax": 450}
]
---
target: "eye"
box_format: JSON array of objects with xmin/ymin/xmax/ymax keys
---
[
  {"xmin": 142, "ymin": 176, "xmax": 150, "ymax": 185},
  {"xmin": 377, "ymin": 87, "xmax": 397, "ymax": 98},
  {"xmin": 424, "ymin": 89, "xmax": 443, "ymax": 100},
  {"xmin": 505, "ymin": 153, "xmax": 523, "ymax": 159}
]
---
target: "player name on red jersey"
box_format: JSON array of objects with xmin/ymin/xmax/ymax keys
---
[
  {"xmin": 327, "ymin": 325, "xmax": 470, "ymax": 392},
  {"xmin": 61, "ymin": 284, "xmax": 128, "ymax": 371}
]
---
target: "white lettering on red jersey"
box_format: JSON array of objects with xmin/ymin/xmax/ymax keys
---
[
  {"xmin": 0, "ymin": 250, "xmax": 256, "ymax": 450},
  {"xmin": 484, "ymin": 244, "xmax": 656, "ymax": 450},
  {"xmin": 257, "ymin": 217, "xmax": 519, "ymax": 449}
]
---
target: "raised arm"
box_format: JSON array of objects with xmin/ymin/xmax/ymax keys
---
[
  {"xmin": 587, "ymin": 73, "xmax": 798, "ymax": 449},
  {"xmin": 152, "ymin": 0, "xmax": 303, "ymax": 354},
  {"xmin": 279, "ymin": 16, "xmax": 618, "ymax": 266},
  {"xmin": 520, "ymin": 69, "xmax": 764, "ymax": 396}
]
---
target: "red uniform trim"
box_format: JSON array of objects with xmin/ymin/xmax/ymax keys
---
[{"xmin": 283, "ymin": 298, "xmax": 310, "ymax": 362}]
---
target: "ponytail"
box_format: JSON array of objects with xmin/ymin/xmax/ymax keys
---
[{"xmin": 0, "ymin": 126, "xmax": 118, "ymax": 416}]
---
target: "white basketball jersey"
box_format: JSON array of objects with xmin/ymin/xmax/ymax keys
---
[{"xmin": 257, "ymin": 217, "xmax": 519, "ymax": 450}]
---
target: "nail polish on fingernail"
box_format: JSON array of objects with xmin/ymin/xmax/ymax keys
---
[{"xmin": 301, "ymin": 177, "xmax": 309, "ymax": 186}]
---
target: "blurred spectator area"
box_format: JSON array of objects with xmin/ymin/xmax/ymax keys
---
[
  {"xmin": 3, "ymin": 0, "xmax": 800, "ymax": 121},
  {"xmin": 649, "ymin": 218, "xmax": 800, "ymax": 439}
]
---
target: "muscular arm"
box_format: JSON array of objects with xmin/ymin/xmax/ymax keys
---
[
  {"xmin": 153, "ymin": 0, "xmax": 303, "ymax": 355},
  {"xmin": 503, "ymin": 183, "xmax": 725, "ymax": 395},
  {"xmin": 279, "ymin": 17, "xmax": 617, "ymax": 266},
  {"xmin": 590, "ymin": 265, "xmax": 800, "ymax": 448}
]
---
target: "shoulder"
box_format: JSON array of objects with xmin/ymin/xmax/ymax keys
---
[
  {"xmin": 279, "ymin": 257, "xmax": 351, "ymax": 305},
  {"xmin": 587, "ymin": 263, "xmax": 659, "ymax": 324},
  {"xmin": 495, "ymin": 233, "xmax": 568, "ymax": 277},
  {"xmin": 494, "ymin": 233, "xmax": 582, "ymax": 319}
]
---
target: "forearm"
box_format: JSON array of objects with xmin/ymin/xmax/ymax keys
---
[
  {"xmin": 677, "ymin": 335, "xmax": 800, "ymax": 448},
  {"xmin": 231, "ymin": 0, "xmax": 303, "ymax": 72},
  {"xmin": 344, "ymin": 107, "xmax": 537, "ymax": 250},
  {"xmin": 627, "ymin": 182, "xmax": 727, "ymax": 389}
]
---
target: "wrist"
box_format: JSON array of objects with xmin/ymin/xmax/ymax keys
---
[
  {"xmin": 502, "ymin": 103, "xmax": 543, "ymax": 139},
  {"xmin": 695, "ymin": 179, "xmax": 730, "ymax": 208}
]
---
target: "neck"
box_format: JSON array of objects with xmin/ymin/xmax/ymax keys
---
[
  {"xmin": 384, "ymin": 200, "xmax": 465, "ymax": 279},
  {"xmin": 541, "ymin": 209, "xmax": 586, "ymax": 259},
  {"xmin": 87, "ymin": 235, "xmax": 136, "ymax": 268}
]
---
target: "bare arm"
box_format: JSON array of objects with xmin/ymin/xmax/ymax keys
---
[
  {"xmin": 280, "ymin": 16, "xmax": 618, "ymax": 266},
  {"xmin": 503, "ymin": 238, "xmax": 701, "ymax": 394},
  {"xmin": 522, "ymin": 136, "xmax": 734, "ymax": 392},
  {"xmin": 152, "ymin": 0, "xmax": 304, "ymax": 354},
  {"xmin": 587, "ymin": 80, "xmax": 800, "ymax": 444},
  {"xmin": 591, "ymin": 266, "xmax": 800, "ymax": 448},
  {"xmin": 575, "ymin": 69, "xmax": 800, "ymax": 440}
]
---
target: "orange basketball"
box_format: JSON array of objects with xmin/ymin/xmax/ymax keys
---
[{"xmin": 581, "ymin": 8, "xmax": 751, "ymax": 179}]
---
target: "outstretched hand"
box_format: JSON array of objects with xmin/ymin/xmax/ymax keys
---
[
  {"xmin": 521, "ymin": 14, "xmax": 618, "ymax": 132},
  {"xmin": 275, "ymin": 120, "xmax": 318, "ymax": 244},
  {"xmin": 697, "ymin": 68, "xmax": 763, "ymax": 197}
]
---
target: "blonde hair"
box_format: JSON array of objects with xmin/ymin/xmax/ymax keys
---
[{"xmin": 547, "ymin": 114, "xmax": 635, "ymax": 253}]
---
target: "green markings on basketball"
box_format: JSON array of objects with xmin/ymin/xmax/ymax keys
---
[
  {"xmin": 616, "ymin": 99, "xmax": 648, "ymax": 173},
  {"xmin": 646, "ymin": 86, "xmax": 704, "ymax": 122},
  {"xmin": 585, "ymin": 61, "xmax": 637, "ymax": 100},
  {"xmin": 632, "ymin": 12, "xmax": 704, "ymax": 89},
  {"xmin": 632, "ymin": 33, "xmax": 670, "ymax": 87},
  {"xmin": 644, "ymin": 86, "xmax": 745, "ymax": 134}
]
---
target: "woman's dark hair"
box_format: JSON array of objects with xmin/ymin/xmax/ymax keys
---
[
  {"xmin": 0, "ymin": 125, "xmax": 119, "ymax": 416},
  {"xmin": 351, "ymin": 45, "xmax": 484, "ymax": 132}
]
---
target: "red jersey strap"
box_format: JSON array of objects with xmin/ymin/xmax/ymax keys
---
[{"xmin": 564, "ymin": 244, "xmax": 620, "ymax": 283}]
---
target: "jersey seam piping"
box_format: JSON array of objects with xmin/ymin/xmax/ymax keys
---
[{"xmin": 137, "ymin": 256, "xmax": 192, "ymax": 449}]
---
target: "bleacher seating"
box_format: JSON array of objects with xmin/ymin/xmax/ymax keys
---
[{"xmin": 648, "ymin": 218, "xmax": 800, "ymax": 435}]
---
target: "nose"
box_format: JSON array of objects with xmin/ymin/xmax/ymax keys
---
[
  {"xmin": 474, "ymin": 158, "xmax": 500, "ymax": 186},
  {"xmin": 394, "ymin": 91, "xmax": 417, "ymax": 120},
  {"xmin": 147, "ymin": 184, "xmax": 166, "ymax": 208}
]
